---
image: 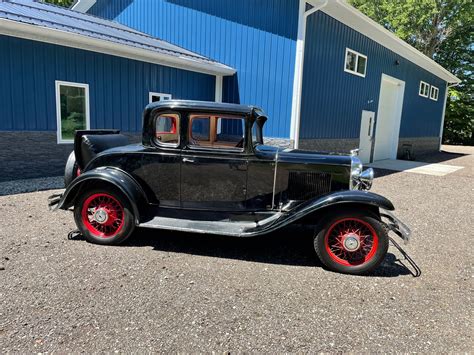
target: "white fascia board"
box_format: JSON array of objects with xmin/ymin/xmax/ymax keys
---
[
  {"xmin": 0, "ymin": 19, "xmax": 236, "ymax": 77},
  {"xmin": 70, "ymin": 0, "xmax": 96, "ymax": 13},
  {"xmin": 320, "ymin": 0, "xmax": 460, "ymax": 84}
]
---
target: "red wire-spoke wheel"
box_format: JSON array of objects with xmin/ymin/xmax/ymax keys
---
[
  {"xmin": 314, "ymin": 212, "xmax": 389, "ymax": 275},
  {"xmin": 74, "ymin": 188, "xmax": 135, "ymax": 245},
  {"xmin": 81, "ymin": 193, "xmax": 125, "ymax": 238},
  {"xmin": 324, "ymin": 218, "xmax": 378, "ymax": 266}
]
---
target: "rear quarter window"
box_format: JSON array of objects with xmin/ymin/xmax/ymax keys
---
[{"xmin": 154, "ymin": 113, "xmax": 180, "ymax": 147}]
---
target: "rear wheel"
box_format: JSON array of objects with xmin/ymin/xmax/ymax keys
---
[
  {"xmin": 314, "ymin": 211, "xmax": 388, "ymax": 275},
  {"xmin": 74, "ymin": 188, "xmax": 135, "ymax": 245}
]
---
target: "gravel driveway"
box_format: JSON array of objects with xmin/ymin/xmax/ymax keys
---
[{"xmin": 1, "ymin": 146, "xmax": 472, "ymax": 352}]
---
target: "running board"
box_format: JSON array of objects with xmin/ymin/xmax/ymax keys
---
[{"xmin": 138, "ymin": 212, "xmax": 283, "ymax": 237}]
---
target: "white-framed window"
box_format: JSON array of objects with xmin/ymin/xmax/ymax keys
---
[
  {"xmin": 430, "ymin": 86, "xmax": 439, "ymax": 101},
  {"xmin": 55, "ymin": 80, "xmax": 90, "ymax": 144},
  {"xmin": 419, "ymin": 81, "xmax": 430, "ymax": 98},
  {"xmin": 344, "ymin": 48, "xmax": 367, "ymax": 77},
  {"xmin": 149, "ymin": 92, "xmax": 172, "ymax": 103}
]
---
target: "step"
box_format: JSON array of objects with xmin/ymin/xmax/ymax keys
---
[{"xmin": 139, "ymin": 212, "xmax": 282, "ymax": 237}]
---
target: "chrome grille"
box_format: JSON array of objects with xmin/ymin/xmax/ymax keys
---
[{"xmin": 287, "ymin": 171, "xmax": 332, "ymax": 200}]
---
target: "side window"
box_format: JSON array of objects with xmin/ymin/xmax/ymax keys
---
[
  {"xmin": 154, "ymin": 114, "xmax": 179, "ymax": 146},
  {"xmin": 188, "ymin": 114, "xmax": 245, "ymax": 150},
  {"xmin": 190, "ymin": 116, "xmax": 211, "ymax": 145},
  {"xmin": 149, "ymin": 92, "xmax": 172, "ymax": 103},
  {"xmin": 55, "ymin": 81, "xmax": 90, "ymax": 144},
  {"xmin": 215, "ymin": 116, "xmax": 244, "ymax": 148},
  {"xmin": 430, "ymin": 86, "xmax": 439, "ymax": 101},
  {"xmin": 419, "ymin": 81, "xmax": 430, "ymax": 98},
  {"xmin": 344, "ymin": 48, "xmax": 367, "ymax": 77}
]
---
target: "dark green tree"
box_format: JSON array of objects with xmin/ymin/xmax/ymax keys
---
[
  {"xmin": 349, "ymin": 0, "xmax": 473, "ymax": 145},
  {"xmin": 43, "ymin": 0, "xmax": 75, "ymax": 8}
]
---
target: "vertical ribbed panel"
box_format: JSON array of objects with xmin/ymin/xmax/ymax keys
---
[
  {"xmin": 300, "ymin": 12, "xmax": 447, "ymax": 139},
  {"xmin": 0, "ymin": 35, "xmax": 215, "ymax": 132},
  {"xmin": 89, "ymin": 0, "xmax": 300, "ymax": 138}
]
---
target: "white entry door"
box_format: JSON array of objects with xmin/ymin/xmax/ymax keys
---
[
  {"xmin": 358, "ymin": 110, "xmax": 375, "ymax": 163},
  {"xmin": 373, "ymin": 74, "xmax": 405, "ymax": 161}
]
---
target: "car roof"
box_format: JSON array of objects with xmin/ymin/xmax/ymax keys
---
[{"xmin": 146, "ymin": 100, "xmax": 262, "ymax": 115}]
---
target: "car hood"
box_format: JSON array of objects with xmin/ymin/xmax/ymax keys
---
[{"xmin": 255, "ymin": 145, "xmax": 353, "ymax": 166}]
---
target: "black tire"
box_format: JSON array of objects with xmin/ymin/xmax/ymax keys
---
[
  {"xmin": 74, "ymin": 187, "xmax": 135, "ymax": 245},
  {"xmin": 314, "ymin": 210, "xmax": 389, "ymax": 275},
  {"xmin": 64, "ymin": 151, "xmax": 80, "ymax": 188}
]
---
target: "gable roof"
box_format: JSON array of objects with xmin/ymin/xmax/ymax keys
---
[
  {"xmin": 0, "ymin": 0, "xmax": 235, "ymax": 76},
  {"xmin": 319, "ymin": 0, "xmax": 459, "ymax": 84}
]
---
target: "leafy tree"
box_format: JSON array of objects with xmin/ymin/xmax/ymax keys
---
[
  {"xmin": 43, "ymin": 0, "xmax": 75, "ymax": 7},
  {"xmin": 349, "ymin": 0, "xmax": 473, "ymax": 145}
]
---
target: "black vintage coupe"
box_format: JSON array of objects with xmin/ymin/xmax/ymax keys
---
[{"xmin": 49, "ymin": 100, "xmax": 410, "ymax": 274}]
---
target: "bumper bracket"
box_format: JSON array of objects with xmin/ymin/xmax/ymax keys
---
[{"xmin": 381, "ymin": 210, "xmax": 411, "ymax": 244}]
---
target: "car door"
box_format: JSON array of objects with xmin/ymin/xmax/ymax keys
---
[
  {"xmin": 137, "ymin": 112, "xmax": 181, "ymax": 208},
  {"xmin": 180, "ymin": 113, "xmax": 248, "ymax": 210}
]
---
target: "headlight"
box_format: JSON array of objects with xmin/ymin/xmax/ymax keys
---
[
  {"xmin": 359, "ymin": 168, "xmax": 374, "ymax": 190},
  {"xmin": 350, "ymin": 157, "xmax": 373, "ymax": 190}
]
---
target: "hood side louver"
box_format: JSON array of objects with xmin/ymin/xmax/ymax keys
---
[{"xmin": 287, "ymin": 171, "xmax": 332, "ymax": 200}]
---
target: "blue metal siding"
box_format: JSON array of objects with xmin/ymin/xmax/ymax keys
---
[
  {"xmin": 89, "ymin": 0, "xmax": 300, "ymax": 138},
  {"xmin": 0, "ymin": 35, "xmax": 215, "ymax": 132},
  {"xmin": 300, "ymin": 12, "xmax": 447, "ymax": 140}
]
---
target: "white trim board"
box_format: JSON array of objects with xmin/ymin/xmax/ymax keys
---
[
  {"xmin": 71, "ymin": 0, "xmax": 96, "ymax": 12},
  {"xmin": 0, "ymin": 19, "xmax": 236, "ymax": 77},
  {"xmin": 290, "ymin": 0, "xmax": 328, "ymax": 149}
]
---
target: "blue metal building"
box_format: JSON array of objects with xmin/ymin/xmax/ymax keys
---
[
  {"xmin": 82, "ymin": 0, "xmax": 459, "ymax": 162},
  {"xmin": 0, "ymin": 0, "xmax": 460, "ymax": 180},
  {"xmin": 0, "ymin": 0, "xmax": 234, "ymax": 180}
]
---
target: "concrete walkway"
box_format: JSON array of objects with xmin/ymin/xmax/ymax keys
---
[{"xmin": 368, "ymin": 159, "xmax": 463, "ymax": 176}]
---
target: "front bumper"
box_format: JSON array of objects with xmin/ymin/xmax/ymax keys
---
[{"xmin": 381, "ymin": 210, "xmax": 411, "ymax": 244}]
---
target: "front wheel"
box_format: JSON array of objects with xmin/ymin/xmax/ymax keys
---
[
  {"xmin": 314, "ymin": 211, "xmax": 389, "ymax": 275},
  {"xmin": 74, "ymin": 188, "xmax": 135, "ymax": 245}
]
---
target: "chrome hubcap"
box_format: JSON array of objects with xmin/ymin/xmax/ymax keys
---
[
  {"xmin": 343, "ymin": 234, "xmax": 360, "ymax": 251},
  {"xmin": 93, "ymin": 208, "xmax": 109, "ymax": 224}
]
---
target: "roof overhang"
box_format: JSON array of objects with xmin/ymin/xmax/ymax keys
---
[
  {"xmin": 70, "ymin": 0, "xmax": 96, "ymax": 13},
  {"xmin": 309, "ymin": 0, "xmax": 460, "ymax": 84},
  {"xmin": 0, "ymin": 18, "xmax": 236, "ymax": 76}
]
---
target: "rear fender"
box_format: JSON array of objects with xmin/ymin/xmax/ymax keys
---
[{"xmin": 56, "ymin": 167, "xmax": 148, "ymax": 225}]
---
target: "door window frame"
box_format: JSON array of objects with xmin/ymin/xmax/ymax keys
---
[
  {"xmin": 55, "ymin": 80, "xmax": 90, "ymax": 144},
  {"xmin": 187, "ymin": 113, "xmax": 246, "ymax": 153},
  {"xmin": 153, "ymin": 113, "xmax": 181, "ymax": 148}
]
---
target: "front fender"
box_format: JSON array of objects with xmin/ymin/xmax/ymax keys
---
[
  {"xmin": 55, "ymin": 167, "xmax": 148, "ymax": 224},
  {"xmin": 298, "ymin": 190, "xmax": 395, "ymax": 213}
]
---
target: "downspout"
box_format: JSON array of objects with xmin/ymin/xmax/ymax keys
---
[
  {"xmin": 438, "ymin": 82, "xmax": 457, "ymax": 150},
  {"xmin": 290, "ymin": 0, "xmax": 328, "ymax": 149},
  {"xmin": 215, "ymin": 75, "xmax": 223, "ymax": 103}
]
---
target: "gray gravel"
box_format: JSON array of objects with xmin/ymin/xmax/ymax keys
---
[
  {"xmin": 0, "ymin": 146, "xmax": 472, "ymax": 352},
  {"xmin": 0, "ymin": 176, "xmax": 63, "ymax": 196}
]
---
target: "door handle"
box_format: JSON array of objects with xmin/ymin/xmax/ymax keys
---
[
  {"xmin": 182, "ymin": 157, "xmax": 195, "ymax": 164},
  {"xmin": 368, "ymin": 117, "xmax": 372, "ymax": 137}
]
